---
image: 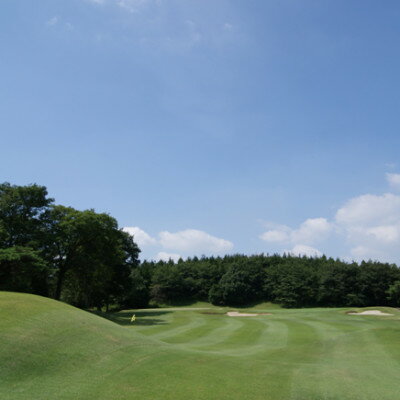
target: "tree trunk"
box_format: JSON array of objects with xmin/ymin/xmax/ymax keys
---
[{"xmin": 54, "ymin": 265, "xmax": 66, "ymax": 300}]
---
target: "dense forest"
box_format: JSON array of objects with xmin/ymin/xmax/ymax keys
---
[{"xmin": 1, "ymin": 182, "xmax": 400, "ymax": 309}]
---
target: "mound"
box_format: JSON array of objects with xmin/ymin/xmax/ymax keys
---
[{"xmin": 0, "ymin": 292, "xmax": 164, "ymax": 400}]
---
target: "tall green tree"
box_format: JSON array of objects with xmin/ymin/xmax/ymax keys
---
[
  {"xmin": 0, "ymin": 183, "xmax": 53, "ymax": 294},
  {"xmin": 0, "ymin": 246, "xmax": 48, "ymax": 295},
  {"xmin": 387, "ymin": 281, "xmax": 400, "ymax": 306},
  {"xmin": 46, "ymin": 205, "xmax": 140, "ymax": 308},
  {"xmin": 0, "ymin": 183, "xmax": 53, "ymax": 248}
]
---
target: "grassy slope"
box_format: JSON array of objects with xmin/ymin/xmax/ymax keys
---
[{"xmin": 1, "ymin": 293, "xmax": 400, "ymax": 400}]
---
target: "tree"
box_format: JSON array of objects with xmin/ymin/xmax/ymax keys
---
[
  {"xmin": 357, "ymin": 261, "xmax": 400, "ymax": 306},
  {"xmin": 0, "ymin": 246, "xmax": 48, "ymax": 295},
  {"xmin": 264, "ymin": 257, "xmax": 319, "ymax": 307},
  {"xmin": 123, "ymin": 268, "xmax": 150, "ymax": 308},
  {"xmin": 150, "ymin": 263, "xmax": 189, "ymax": 304},
  {"xmin": 0, "ymin": 183, "xmax": 53, "ymax": 248},
  {"xmin": 0, "ymin": 183, "xmax": 53, "ymax": 295},
  {"xmin": 318, "ymin": 261, "xmax": 360, "ymax": 306},
  {"xmin": 387, "ymin": 281, "xmax": 400, "ymax": 306},
  {"xmin": 46, "ymin": 205, "xmax": 140, "ymax": 308},
  {"xmin": 209, "ymin": 261, "xmax": 264, "ymax": 306}
]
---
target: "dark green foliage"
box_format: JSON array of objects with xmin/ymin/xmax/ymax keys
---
[
  {"xmin": 357, "ymin": 261, "xmax": 399, "ymax": 306},
  {"xmin": 386, "ymin": 281, "xmax": 400, "ymax": 306},
  {"xmin": 142, "ymin": 254, "xmax": 400, "ymax": 308},
  {"xmin": 0, "ymin": 183, "xmax": 140, "ymax": 310},
  {"xmin": 318, "ymin": 260, "xmax": 360, "ymax": 306},
  {"xmin": 0, "ymin": 183, "xmax": 53, "ymax": 295},
  {"xmin": 264, "ymin": 257, "xmax": 319, "ymax": 307},
  {"xmin": 0, "ymin": 183, "xmax": 53, "ymax": 248},
  {"xmin": 208, "ymin": 284, "xmax": 224, "ymax": 305},
  {"xmin": 122, "ymin": 268, "xmax": 150, "ymax": 308},
  {"xmin": 45, "ymin": 206, "xmax": 139, "ymax": 308},
  {"xmin": 150, "ymin": 262, "xmax": 192, "ymax": 303},
  {"xmin": 209, "ymin": 261, "xmax": 264, "ymax": 305},
  {"xmin": 0, "ymin": 246, "xmax": 48, "ymax": 295}
]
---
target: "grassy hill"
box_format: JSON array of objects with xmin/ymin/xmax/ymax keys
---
[{"xmin": 1, "ymin": 292, "xmax": 400, "ymax": 400}]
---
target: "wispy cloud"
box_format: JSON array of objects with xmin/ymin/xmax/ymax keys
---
[
  {"xmin": 46, "ymin": 16, "xmax": 59, "ymax": 26},
  {"xmin": 81, "ymin": 0, "xmax": 237, "ymax": 51},
  {"xmin": 45, "ymin": 16, "xmax": 74, "ymax": 31},
  {"xmin": 84, "ymin": 0, "xmax": 152, "ymax": 12},
  {"xmin": 223, "ymin": 22, "xmax": 233, "ymax": 31},
  {"xmin": 386, "ymin": 173, "xmax": 400, "ymax": 190},
  {"xmin": 117, "ymin": 0, "xmax": 151, "ymax": 13},
  {"xmin": 85, "ymin": 0, "xmax": 106, "ymax": 4}
]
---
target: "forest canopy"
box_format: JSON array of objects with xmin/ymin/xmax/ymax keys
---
[{"xmin": 1, "ymin": 182, "xmax": 400, "ymax": 309}]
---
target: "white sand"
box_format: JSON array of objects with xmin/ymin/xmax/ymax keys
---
[
  {"xmin": 348, "ymin": 310, "xmax": 393, "ymax": 316},
  {"xmin": 227, "ymin": 311, "xmax": 271, "ymax": 317}
]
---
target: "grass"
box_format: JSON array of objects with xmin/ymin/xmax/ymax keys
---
[{"xmin": 1, "ymin": 292, "xmax": 400, "ymax": 399}]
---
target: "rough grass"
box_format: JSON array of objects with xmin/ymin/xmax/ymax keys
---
[{"xmin": 1, "ymin": 292, "xmax": 400, "ymax": 399}]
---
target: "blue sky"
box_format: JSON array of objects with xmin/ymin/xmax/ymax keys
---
[{"xmin": 1, "ymin": 0, "xmax": 400, "ymax": 262}]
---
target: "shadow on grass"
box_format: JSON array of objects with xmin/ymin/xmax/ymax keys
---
[
  {"xmin": 149, "ymin": 299, "xmax": 202, "ymax": 307},
  {"xmin": 233, "ymin": 301, "xmax": 283, "ymax": 310},
  {"xmin": 91, "ymin": 310, "xmax": 172, "ymax": 326}
]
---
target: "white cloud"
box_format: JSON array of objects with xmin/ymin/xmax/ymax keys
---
[
  {"xmin": 386, "ymin": 173, "xmax": 400, "ymax": 190},
  {"xmin": 260, "ymin": 174, "xmax": 400, "ymax": 262},
  {"xmin": 365, "ymin": 225, "xmax": 399, "ymax": 243},
  {"xmin": 159, "ymin": 229, "xmax": 233, "ymax": 254},
  {"xmin": 123, "ymin": 226, "xmax": 233, "ymax": 260},
  {"xmin": 336, "ymin": 193, "xmax": 400, "ymax": 226},
  {"xmin": 292, "ymin": 218, "xmax": 332, "ymax": 244},
  {"xmin": 287, "ymin": 245, "xmax": 322, "ymax": 258},
  {"xmin": 334, "ymin": 192, "xmax": 400, "ymax": 261},
  {"xmin": 155, "ymin": 251, "xmax": 182, "ymax": 262},
  {"xmin": 260, "ymin": 218, "xmax": 332, "ymax": 246},
  {"xmin": 123, "ymin": 226, "xmax": 157, "ymax": 247},
  {"xmin": 260, "ymin": 229, "xmax": 290, "ymax": 243}
]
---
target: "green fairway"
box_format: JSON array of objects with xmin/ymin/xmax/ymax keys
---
[{"xmin": 1, "ymin": 292, "xmax": 400, "ymax": 400}]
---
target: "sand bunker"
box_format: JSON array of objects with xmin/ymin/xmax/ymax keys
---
[
  {"xmin": 347, "ymin": 310, "xmax": 393, "ymax": 316},
  {"xmin": 227, "ymin": 311, "xmax": 271, "ymax": 317}
]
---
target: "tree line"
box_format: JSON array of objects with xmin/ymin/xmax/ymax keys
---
[
  {"xmin": 1, "ymin": 182, "xmax": 400, "ymax": 309},
  {"xmin": 139, "ymin": 254, "xmax": 400, "ymax": 308}
]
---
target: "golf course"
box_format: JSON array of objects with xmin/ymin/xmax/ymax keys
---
[{"xmin": 1, "ymin": 292, "xmax": 400, "ymax": 400}]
